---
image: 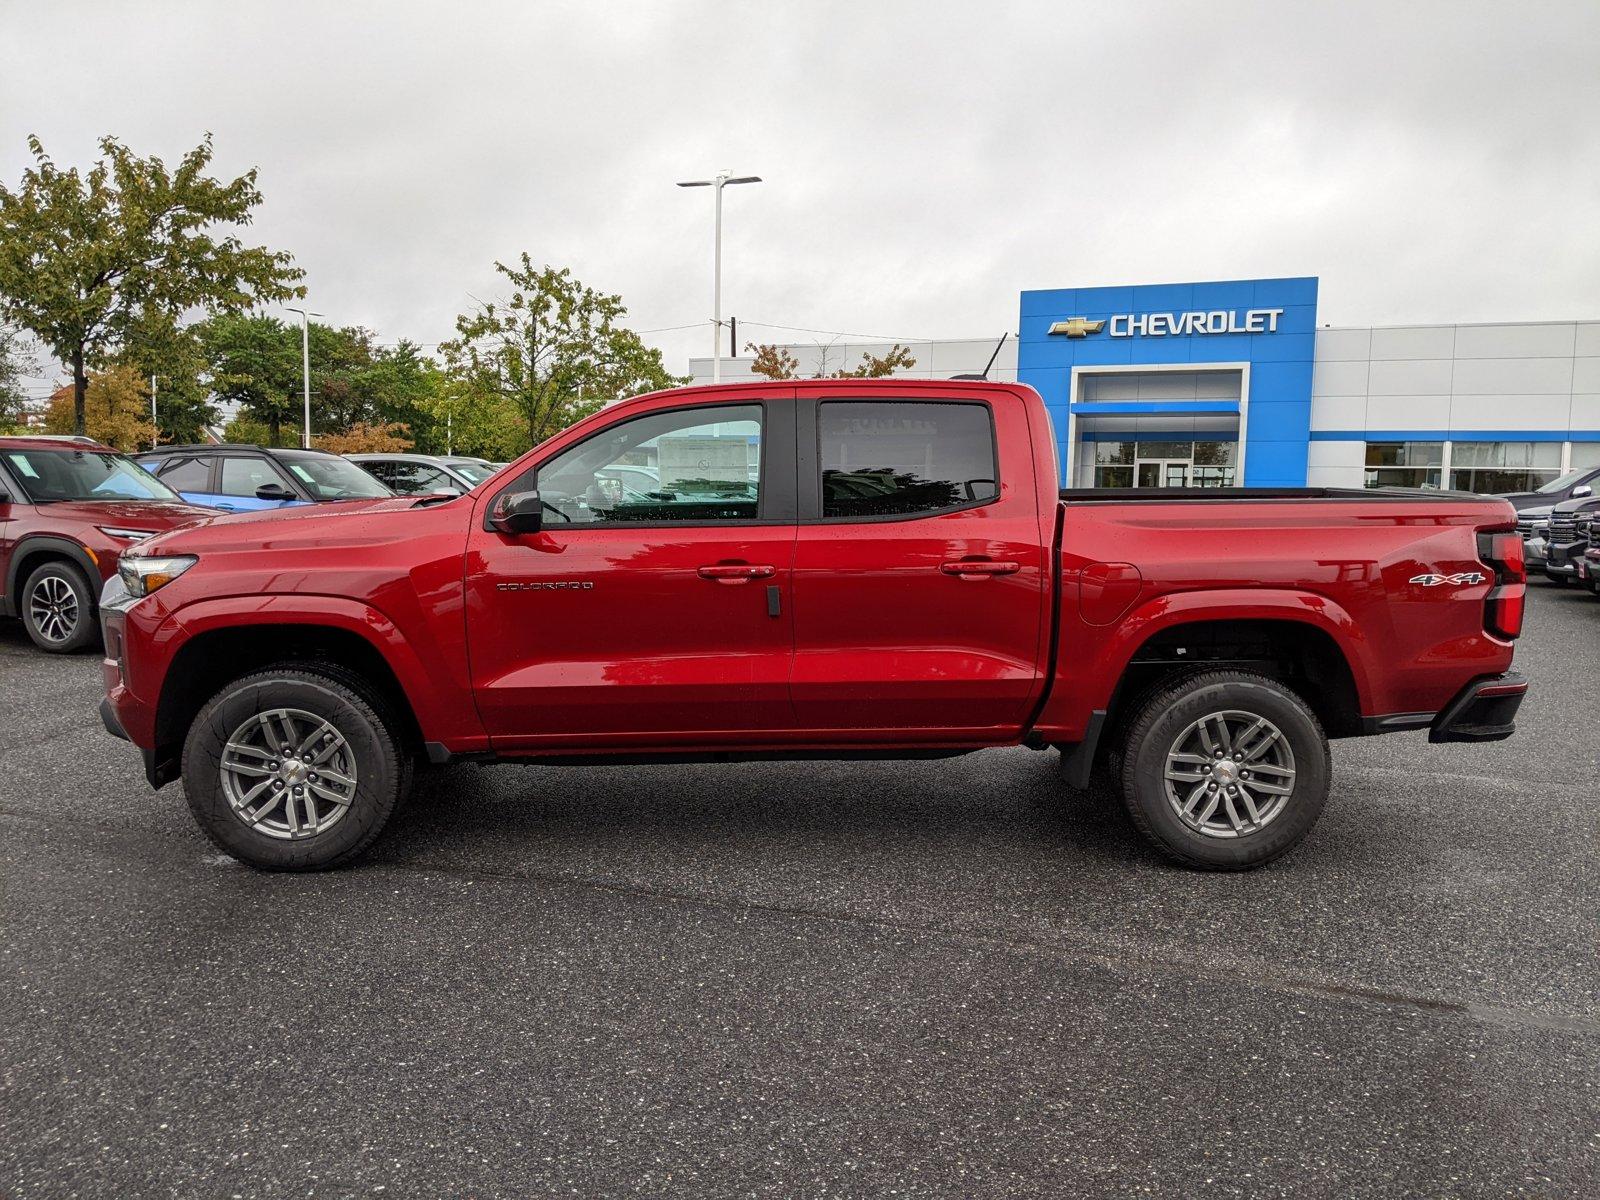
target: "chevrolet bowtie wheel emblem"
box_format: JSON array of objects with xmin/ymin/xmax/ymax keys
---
[{"xmin": 1047, "ymin": 317, "xmax": 1105, "ymax": 338}]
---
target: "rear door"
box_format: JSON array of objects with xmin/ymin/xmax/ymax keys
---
[
  {"xmin": 465, "ymin": 393, "xmax": 799, "ymax": 749},
  {"xmin": 789, "ymin": 389, "xmax": 1049, "ymax": 738},
  {"xmin": 150, "ymin": 455, "xmax": 223, "ymax": 508}
]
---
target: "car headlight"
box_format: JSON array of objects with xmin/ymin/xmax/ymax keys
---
[
  {"xmin": 118, "ymin": 554, "xmax": 198, "ymax": 598},
  {"xmin": 98, "ymin": 526, "xmax": 158, "ymax": 542}
]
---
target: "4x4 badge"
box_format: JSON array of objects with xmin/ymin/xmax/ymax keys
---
[{"xmin": 1409, "ymin": 571, "xmax": 1487, "ymax": 587}]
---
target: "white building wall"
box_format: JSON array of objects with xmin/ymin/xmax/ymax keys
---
[
  {"xmin": 1307, "ymin": 320, "xmax": 1600, "ymax": 487},
  {"xmin": 688, "ymin": 336, "xmax": 1017, "ymax": 385}
]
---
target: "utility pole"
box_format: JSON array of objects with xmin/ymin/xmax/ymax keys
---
[
  {"xmin": 284, "ymin": 306, "xmax": 321, "ymax": 448},
  {"xmin": 150, "ymin": 374, "xmax": 158, "ymax": 448},
  {"xmin": 677, "ymin": 171, "xmax": 761, "ymax": 383}
]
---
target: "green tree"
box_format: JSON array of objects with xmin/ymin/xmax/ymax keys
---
[
  {"xmin": 440, "ymin": 255, "xmax": 681, "ymax": 451},
  {"xmin": 0, "ymin": 323, "xmax": 35, "ymax": 431},
  {"xmin": 199, "ymin": 313, "xmax": 302, "ymax": 446},
  {"xmin": 0, "ymin": 134, "xmax": 303, "ymax": 436},
  {"xmin": 115, "ymin": 313, "xmax": 217, "ymax": 444}
]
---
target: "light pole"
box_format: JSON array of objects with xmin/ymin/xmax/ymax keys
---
[
  {"xmin": 677, "ymin": 171, "xmax": 761, "ymax": 383},
  {"xmin": 149, "ymin": 374, "xmax": 166, "ymax": 449},
  {"xmin": 283, "ymin": 306, "xmax": 322, "ymax": 448}
]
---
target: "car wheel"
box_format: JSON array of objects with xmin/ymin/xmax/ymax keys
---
[
  {"xmin": 181, "ymin": 665, "xmax": 411, "ymax": 870},
  {"xmin": 1119, "ymin": 670, "xmax": 1330, "ymax": 871},
  {"xmin": 21, "ymin": 560, "xmax": 98, "ymax": 653}
]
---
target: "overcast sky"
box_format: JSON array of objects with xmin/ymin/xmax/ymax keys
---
[{"xmin": 4, "ymin": 0, "xmax": 1598, "ymax": 384}]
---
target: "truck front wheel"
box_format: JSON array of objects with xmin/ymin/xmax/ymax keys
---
[
  {"xmin": 1118, "ymin": 671, "xmax": 1330, "ymax": 871},
  {"xmin": 181, "ymin": 665, "xmax": 410, "ymax": 870}
]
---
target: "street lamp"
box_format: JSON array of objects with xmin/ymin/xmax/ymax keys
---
[
  {"xmin": 677, "ymin": 170, "xmax": 761, "ymax": 384},
  {"xmin": 149, "ymin": 374, "xmax": 166, "ymax": 450},
  {"xmin": 283, "ymin": 306, "xmax": 323, "ymax": 448}
]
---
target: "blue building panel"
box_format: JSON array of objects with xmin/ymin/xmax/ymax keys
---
[{"xmin": 1018, "ymin": 277, "xmax": 1319, "ymax": 487}]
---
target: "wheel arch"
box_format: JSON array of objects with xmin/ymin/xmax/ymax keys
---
[
  {"xmin": 5, "ymin": 536, "xmax": 99, "ymax": 615},
  {"xmin": 153, "ymin": 619, "xmax": 428, "ymax": 778}
]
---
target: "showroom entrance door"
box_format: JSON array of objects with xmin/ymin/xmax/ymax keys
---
[{"xmin": 1136, "ymin": 458, "xmax": 1190, "ymax": 487}]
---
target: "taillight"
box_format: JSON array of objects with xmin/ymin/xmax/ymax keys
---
[{"xmin": 1477, "ymin": 529, "xmax": 1525, "ymax": 640}]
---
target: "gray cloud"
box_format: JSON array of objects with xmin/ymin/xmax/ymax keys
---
[{"xmin": 3, "ymin": 0, "xmax": 1597, "ymax": 381}]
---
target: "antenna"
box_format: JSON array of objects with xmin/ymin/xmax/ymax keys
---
[{"xmin": 950, "ymin": 331, "xmax": 1009, "ymax": 381}]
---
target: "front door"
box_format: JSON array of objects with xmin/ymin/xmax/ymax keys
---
[
  {"xmin": 465, "ymin": 396, "xmax": 799, "ymax": 750},
  {"xmin": 788, "ymin": 390, "xmax": 1049, "ymax": 739},
  {"xmin": 1136, "ymin": 459, "xmax": 1189, "ymax": 488}
]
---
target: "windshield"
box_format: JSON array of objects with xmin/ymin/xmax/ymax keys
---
[
  {"xmin": 444, "ymin": 460, "xmax": 495, "ymax": 485},
  {"xmin": 277, "ymin": 452, "xmax": 393, "ymax": 500},
  {"xmin": 1536, "ymin": 468, "xmax": 1592, "ymax": 495},
  {"xmin": 3, "ymin": 447, "xmax": 183, "ymax": 503}
]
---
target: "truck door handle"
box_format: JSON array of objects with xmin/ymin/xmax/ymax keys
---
[
  {"xmin": 697, "ymin": 563, "xmax": 776, "ymax": 584},
  {"xmin": 940, "ymin": 560, "xmax": 1020, "ymax": 577}
]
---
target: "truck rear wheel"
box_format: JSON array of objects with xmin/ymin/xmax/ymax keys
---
[
  {"xmin": 1118, "ymin": 670, "xmax": 1329, "ymax": 871},
  {"xmin": 180, "ymin": 665, "xmax": 410, "ymax": 871}
]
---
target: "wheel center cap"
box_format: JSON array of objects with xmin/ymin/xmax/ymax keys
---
[
  {"xmin": 282, "ymin": 761, "xmax": 310, "ymax": 785},
  {"xmin": 1212, "ymin": 759, "xmax": 1240, "ymax": 785}
]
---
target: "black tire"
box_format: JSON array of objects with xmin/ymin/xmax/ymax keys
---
[
  {"xmin": 20, "ymin": 559, "xmax": 98, "ymax": 653},
  {"xmin": 1118, "ymin": 670, "xmax": 1330, "ymax": 871},
  {"xmin": 181, "ymin": 664, "xmax": 412, "ymax": 870}
]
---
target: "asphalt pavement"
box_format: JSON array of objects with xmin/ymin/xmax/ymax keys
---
[{"xmin": 2, "ymin": 582, "xmax": 1597, "ymax": 1197}]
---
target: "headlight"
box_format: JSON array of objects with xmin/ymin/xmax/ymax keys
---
[
  {"xmin": 98, "ymin": 526, "xmax": 158, "ymax": 542},
  {"xmin": 118, "ymin": 554, "xmax": 198, "ymax": 598}
]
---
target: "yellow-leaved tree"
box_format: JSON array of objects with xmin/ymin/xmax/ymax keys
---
[{"xmin": 44, "ymin": 365, "xmax": 157, "ymax": 449}]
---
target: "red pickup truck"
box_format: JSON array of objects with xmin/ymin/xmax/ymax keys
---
[{"xmin": 98, "ymin": 379, "xmax": 1527, "ymax": 872}]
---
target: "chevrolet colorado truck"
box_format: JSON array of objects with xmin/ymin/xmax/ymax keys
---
[{"xmin": 98, "ymin": 379, "xmax": 1528, "ymax": 872}]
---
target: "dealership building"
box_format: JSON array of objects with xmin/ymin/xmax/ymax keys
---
[{"xmin": 689, "ymin": 276, "xmax": 1600, "ymax": 493}]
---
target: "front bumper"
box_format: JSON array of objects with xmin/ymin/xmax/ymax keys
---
[
  {"xmin": 1524, "ymin": 535, "xmax": 1548, "ymax": 565},
  {"xmin": 1545, "ymin": 539, "xmax": 1585, "ymax": 576},
  {"xmin": 1429, "ymin": 673, "xmax": 1527, "ymax": 743}
]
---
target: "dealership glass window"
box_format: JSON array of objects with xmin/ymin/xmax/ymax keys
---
[
  {"xmin": 535, "ymin": 404, "xmax": 763, "ymax": 524},
  {"xmin": 1448, "ymin": 441, "xmax": 1562, "ymax": 494},
  {"xmin": 818, "ymin": 401, "xmax": 997, "ymax": 518},
  {"xmin": 1363, "ymin": 441, "xmax": 1443, "ymax": 489},
  {"xmin": 1190, "ymin": 440, "xmax": 1237, "ymax": 487},
  {"xmin": 1569, "ymin": 442, "xmax": 1600, "ymax": 471},
  {"xmin": 1093, "ymin": 440, "xmax": 1134, "ymax": 489}
]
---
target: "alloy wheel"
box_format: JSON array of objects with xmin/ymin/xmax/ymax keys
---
[
  {"xmin": 219, "ymin": 707, "xmax": 360, "ymax": 840},
  {"xmin": 1162, "ymin": 709, "xmax": 1297, "ymax": 839},
  {"xmin": 28, "ymin": 575, "xmax": 79, "ymax": 644}
]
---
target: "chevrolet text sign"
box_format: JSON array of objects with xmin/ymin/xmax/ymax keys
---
[
  {"xmin": 1050, "ymin": 308, "xmax": 1285, "ymax": 338},
  {"xmin": 1110, "ymin": 308, "xmax": 1283, "ymax": 337}
]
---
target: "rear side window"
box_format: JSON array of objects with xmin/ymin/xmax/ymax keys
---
[
  {"xmin": 817, "ymin": 401, "xmax": 998, "ymax": 519},
  {"xmin": 158, "ymin": 457, "xmax": 211, "ymax": 492}
]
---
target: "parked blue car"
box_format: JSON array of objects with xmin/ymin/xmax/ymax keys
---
[{"xmin": 136, "ymin": 444, "xmax": 393, "ymax": 512}]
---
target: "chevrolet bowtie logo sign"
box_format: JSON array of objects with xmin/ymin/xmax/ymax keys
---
[{"xmin": 1048, "ymin": 317, "xmax": 1105, "ymax": 338}]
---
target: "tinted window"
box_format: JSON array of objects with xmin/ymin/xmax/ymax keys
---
[
  {"xmin": 818, "ymin": 402, "xmax": 997, "ymax": 519},
  {"xmin": 377, "ymin": 462, "xmax": 455, "ymax": 494},
  {"xmin": 532, "ymin": 404, "xmax": 763, "ymax": 524},
  {"xmin": 158, "ymin": 457, "xmax": 212, "ymax": 492},
  {"xmin": 220, "ymin": 456, "xmax": 291, "ymax": 497}
]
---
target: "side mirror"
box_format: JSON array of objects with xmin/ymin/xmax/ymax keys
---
[
  {"xmin": 255, "ymin": 483, "xmax": 297, "ymax": 502},
  {"xmin": 1572, "ymin": 484, "xmax": 1592, "ymax": 499},
  {"xmin": 489, "ymin": 489, "xmax": 544, "ymax": 535}
]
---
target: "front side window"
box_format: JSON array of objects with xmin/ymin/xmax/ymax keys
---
[
  {"xmin": 1364, "ymin": 441, "xmax": 1443, "ymax": 489},
  {"xmin": 220, "ymin": 456, "xmax": 292, "ymax": 497},
  {"xmin": 533, "ymin": 404, "xmax": 763, "ymax": 524},
  {"xmin": 276, "ymin": 452, "xmax": 393, "ymax": 500},
  {"xmin": 818, "ymin": 401, "xmax": 997, "ymax": 519},
  {"xmin": 2, "ymin": 448, "xmax": 181, "ymax": 503}
]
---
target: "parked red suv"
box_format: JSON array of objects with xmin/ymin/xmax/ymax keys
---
[{"xmin": 0, "ymin": 437, "xmax": 216, "ymax": 652}]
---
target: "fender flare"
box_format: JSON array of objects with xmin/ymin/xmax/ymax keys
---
[
  {"xmin": 5, "ymin": 535, "xmax": 100, "ymax": 614},
  {"xmin": 1100, "ymin": 587, "xmax": 1375, "ymax": 711},
  {"xmin": 162, "ymin": 593, "xmax": 458, "ymax": 742}
]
